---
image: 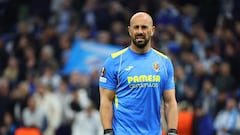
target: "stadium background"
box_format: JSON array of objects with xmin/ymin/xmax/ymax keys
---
[{"xmin": 0, "ymin": 0, "xmax": 240, "ymax": 135}]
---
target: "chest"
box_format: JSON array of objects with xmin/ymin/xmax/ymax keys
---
[{"xmin": 118, "ymin": 57, "xmax": 167, "ymax": 86}]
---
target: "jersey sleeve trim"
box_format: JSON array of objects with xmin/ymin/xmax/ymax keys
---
[
  {"xmin": 111, "ymin": 48, "xmax": 128, "ymax": 58},
  {"xmin": 152, "ymin": 49, "xmax": 168, "ymax": 59}
]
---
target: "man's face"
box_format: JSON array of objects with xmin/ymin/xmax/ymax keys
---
[{"xmin": 128, "ymin": 14, "xmax": 155, "ymax": 48}]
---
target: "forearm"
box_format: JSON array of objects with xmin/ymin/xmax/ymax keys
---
[
  {"xmin": 100, "ymin": 99, "xmax": 113, "ymax": 129},
  {"xmin": 164, "ymin": 100, "xmax": 178, "ymax": 129}
]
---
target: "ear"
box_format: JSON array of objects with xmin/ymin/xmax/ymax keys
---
[
  {"xmin": 128, "ymin": 26, "xmax": 131, "ymax": 36},
  {"xmin": 151, "ymin": 26, "xmax": 155, "ymax": 36}
]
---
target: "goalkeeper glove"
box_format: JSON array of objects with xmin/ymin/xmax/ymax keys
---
[
  {"xmin": 167, "ymin": 129, "xmax": 178, "ymax": 135},
  {"xmin": 104, "ymin": 129, "xmax": 114, "ymax": 135}
]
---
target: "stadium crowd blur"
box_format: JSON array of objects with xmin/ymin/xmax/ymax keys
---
[{"xmin": 0, "ymin": 0, "xmax": 240, "ymax": 135}]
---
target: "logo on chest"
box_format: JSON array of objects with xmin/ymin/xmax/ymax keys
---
[{"xmin": 153, "ymin": 62, "xmax": 160, "ymax": 72}]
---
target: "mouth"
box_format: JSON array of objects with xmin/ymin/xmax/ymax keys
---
[{"xmin": 135, "ymin": 35, "xmax": 145, "ymax": 42}]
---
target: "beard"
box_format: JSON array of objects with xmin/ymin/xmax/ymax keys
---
[{"xmin": 131, "ymin": 34, "xmax": 150, "ymax": 49}]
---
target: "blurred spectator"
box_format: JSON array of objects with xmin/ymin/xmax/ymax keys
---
[
  {"xmin": 186, "ymin": 61, "xmax": 209, "ymax": 94},
  {"xmin": 68, "ymin": 88, "xmax": 91, "ymax": 115},
  {"xmin": 80, "ymin": 0, "xmax": 105, "ymax": 35},
  {"xmin": 3, "ymin": 56, "xmax": 19, "ymax": 87},
  {"xmin": 37, "ymin": 25, "xmax": 60, "ymax": 54},
  {"xmin": 9, "ymin": 81, "xmax": 29, "ymax": 123},
  {"xmin": 157, "ymin": 30, "xmax": 177, "ymax": 54},
  {"xmin": 108, "ymin": 1, "xmax": 126, "ymax": 23},
  {"xmin": 31, "ymin": 15, "xmax": 46, "ymax": 40},
  {"xmin": 55, "ymin": 80, "xmax": 71, "ymax": 122},
  {"xmin": 38, "ymin": 45, "xmax": 59, "ymax": 74},
  {"xmin": 192, "ymin": 102, "xmax": 215, "ymax": 135},
  {"xmin": 54, "ymin": 79, "xmax": 72, "ymax": 135},
  {"xmin": 72, "ymin": 102, "xmax": 102, "ymax": 135},
  {"xmin": 0, "ymin": 112, "xmax": 18, "ymax": 135},
  {"xmin": 196, "ymin": 78, "xmax": 218, "ymax": 116},
  {"xmin": 155, "ymin": 0, "xmax": 180, "ymax": 30},
  {"xmin": 214, "ymin": 97, "xmax": 240, "ymax": 135},
  {"xmin": 223, "ymin": 42, "xmax": 240, "ymax": 86},
  {"xmin": 69, "ymin": 89, "xmax": 82, "ymax": 113},
  {"xmin": 55, "ymin": 0, "xmax": 76, "ymax": 34},
  {"xmin": 110, "ymin": 21, "xmax": 128, "ymax": 45},
  {"xmin": 180, "ymin": 4, "xmax": 197, "ymax": 33},
  {"xmin": 22, "ymin": 96, "xmax": 46, "ymax": 131},
  {"xmin": 179, "ymin": 32, "xmax": 193, "ymax": 53},
  {"xmin": 40, "ymin": 65, "xmax": 61, "ymax": 90},
  {"xmin": 182, "ymin": 85, "xmax": 197, "ymax": 104},
  {"xmin": 58, "ymin": 33, "xmax": 72, "ymax": 68},
  {"xmin": 19, "ymin": 47, "xmax": 37, "ymax": 80},
  {"xmin": 75, "ymin": 25, "xmax": 92, "ymax": 40},
  {"xmin": 96, "ymin": 31, "xmax": 111, "ymax": 44},
  {"xmin": 201, "ymin": 46, "xmax": 221, "ymax": 74},
  {"xmin": 179, "ymin": 50, "xmax": 197, "ymax": 75},
  {"xmin": 12, "ymin": 21, "xmax": 36, "ymax": 57},
  {"xmin": 33, "ymin": 81, "xmax": 62, "ymax": 135},
  {"xmin": 166, "ymin": 24, "xmax": 183, "ymax": 45},
  {"xmin": 50, "ymin": 0, "xmax": 65, "ymax": 14},
  {"xmin": 0, "ymin": 78, "xmax": 11, "ymax": 126},
  {"xmin": 68, "ymin": 70, "xmax": 81, "ymax": 90},
  {"xmin": 215, "ymin": 62, "xmax": 235, "ymax": 92},
  {"xmin": 80, "ymin": 0, "xmax": 96, "ymax": 27},
  {"xmin": 217, "ymin": 0, "xmax": 234, "ymax": 25},
  {"xmin": 25, "ymin": 71, "xmax": 37, "ymax": 95},
  {"xmin": 177, "ymin": 101, "xmax": 194, "ymax": 135},
  {"xmin": 192, "ymin": 23, "xmax": 211, "ymax": 61},
  {"xmin": 174, "ymin": 65, "xmax": 186, "ymax": 101}
]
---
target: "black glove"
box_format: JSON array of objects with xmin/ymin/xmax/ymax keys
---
[
  {"xmin": 104, "ymin": 129, "xmax": 114, "ymax": 135},
  {"xmin": 167, "ymin": 129, "xmax": 178, "ymax": 135}
]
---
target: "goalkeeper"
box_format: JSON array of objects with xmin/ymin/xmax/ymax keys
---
[{"xmin": 99, "ymin": 12, "xmax": 178, "ymax": 135}]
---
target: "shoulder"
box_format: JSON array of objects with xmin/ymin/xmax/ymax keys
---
[
  {"xmin": 110, "ymin": 47, "xmax": 128, "ymax": 59},
  {"xmin": 151, "ymin": 48, "xmax": 169, "ymax": 60},
  {"xmin": 152, "ymin": 49, "xmax": 174, "ymax": 69},
  {"xmin": 104, "ymin": 47, "xmax": 128, "ymax": 66}
]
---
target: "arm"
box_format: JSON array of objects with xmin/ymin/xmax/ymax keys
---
[
  {"xmin": 99, "ymin": 87, "xmax": 115, "ymax": 130},
  {"xmin": 163, "ymin": 89, "xmax": 178, "ymax": 130}
]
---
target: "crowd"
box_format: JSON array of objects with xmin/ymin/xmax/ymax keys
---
[{"xmin": 0, "ymin": 0, "xmax": 240, "ymax": 135}]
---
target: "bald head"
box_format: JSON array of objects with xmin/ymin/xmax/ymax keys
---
[
  {"xmin": 128, "ymin": 12, "xmax": 155, "ymax": 51},
  {"xmin": 130, "ymin": 12, "xmax": 153, "ymax": 26}
]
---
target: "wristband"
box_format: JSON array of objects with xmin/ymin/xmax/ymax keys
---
[
  {"xmin": 167, "ymin": 129, "xmax": 178, "ymax": 135},
  {"xmin": 104, "ymin": 129, "xmax": 114, "ymax": 135}
]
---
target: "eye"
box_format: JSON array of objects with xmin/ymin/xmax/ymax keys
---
[
  {"xmin": 133, "ymin": 25, "xmax": 139, "ymax": 29},
  {"xmin": 141, "ymin": 25, "xmax": 148, "ymax": 29}
]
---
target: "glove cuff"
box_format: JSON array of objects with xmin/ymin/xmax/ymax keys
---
[
  {"xmin": 104, "ymin": 129, "xmax": 114, "ymax": 135},
  {"xmin": 167, "ymin": 128, "xmax": 178, "ymax": 135}
]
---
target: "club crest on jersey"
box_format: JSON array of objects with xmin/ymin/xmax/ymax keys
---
[
  {"xmin": 100, "ymin": 67, "xmax": 106, "ymax": 76},
  {"xmin": 153, "ymin": 62, "xmax": 160, "ymax": 72}
]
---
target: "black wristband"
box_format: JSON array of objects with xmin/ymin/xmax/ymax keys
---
[
  {"xmin": 167, "ymin": 129, "xmax": 178, "ymax": 135},
  {"xmin": 104, "ymin": 129, "xmax": 114, "ymax": 135}
]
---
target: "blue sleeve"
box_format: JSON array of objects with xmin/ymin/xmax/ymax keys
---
[
  {"xmin": 99, "ymin": 56, "xmax": 118, "ymax": 91},
  {"xmin": 163, "ymin": 58, "xmax": 175, "ymax": 91}
]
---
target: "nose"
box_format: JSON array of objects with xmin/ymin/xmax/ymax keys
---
[
  {"xmin": 136, "ymin": 27, "xmax": 144, "ymax": 34},
  {"xmin": 138, "ymin": 27, "xmax": 143, "ymax": 32}
]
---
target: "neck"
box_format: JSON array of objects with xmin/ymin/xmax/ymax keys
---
[{"xmin": 130, "ymin": 43, "xmax": 151, "ymax": 54}]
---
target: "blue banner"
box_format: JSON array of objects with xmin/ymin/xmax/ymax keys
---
[{"xmin": 62, "ymin": 39, "xmax": 123, "ymax": 75}]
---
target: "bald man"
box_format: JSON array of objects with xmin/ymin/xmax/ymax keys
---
[{"xmin": 99, "ymin": 12, "xmax": 178, "ymax": 135}]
